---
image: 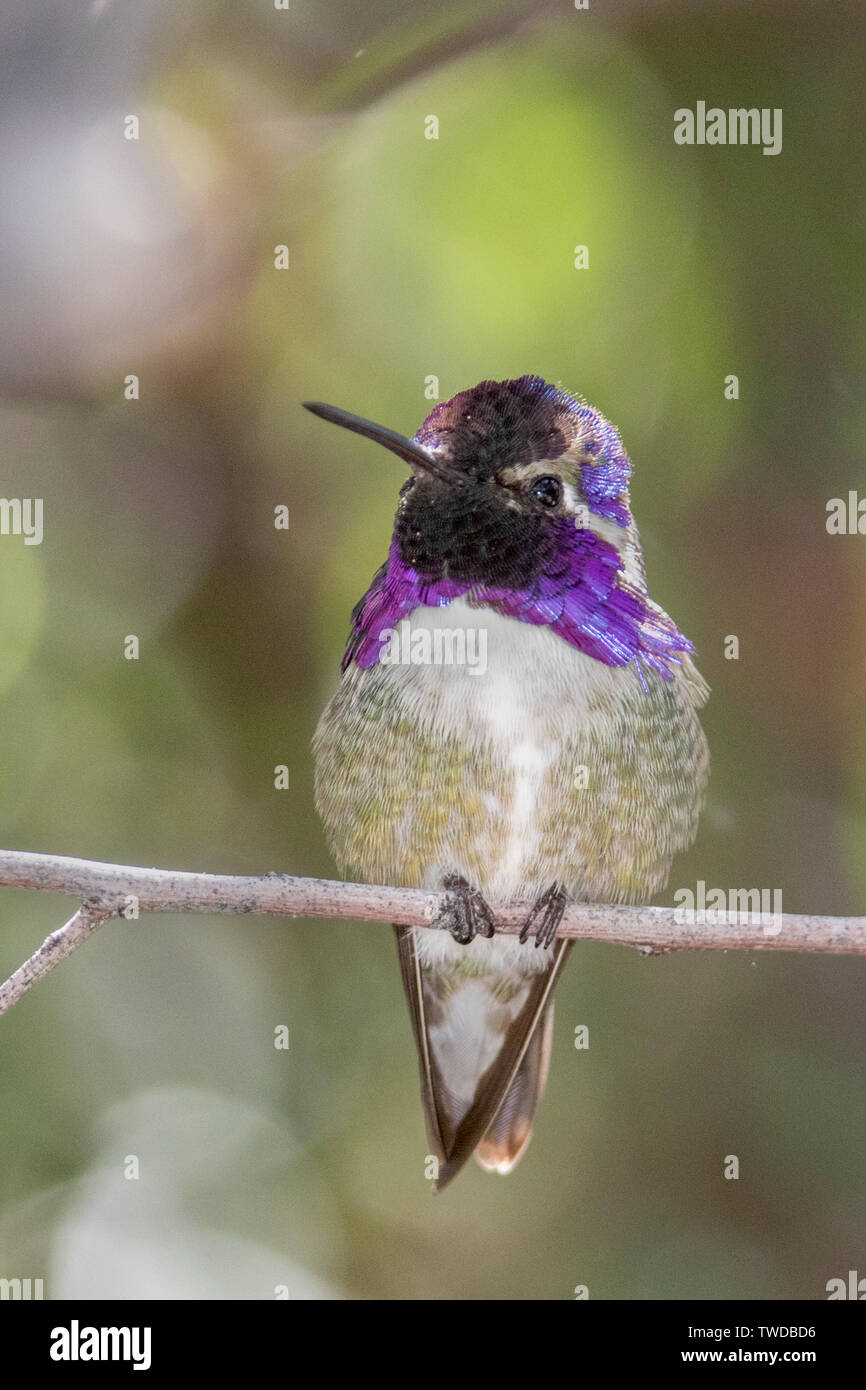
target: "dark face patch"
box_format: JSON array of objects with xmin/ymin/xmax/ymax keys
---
[
  {"xmin": 393, "ymin": 375, "xmax": 582, "ymax": 585},
  {"xmin": 394, "ymin": 475, "xmax": 558, "ymax": 587}
]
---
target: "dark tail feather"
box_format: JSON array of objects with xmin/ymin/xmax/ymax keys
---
[
  {"xmin": 474, "ymin": 1001, "xmax": 555, "ymax": 1175},
  {"xmin": 394, "ymin": 927, "xmax": 572, "ymax": 1191}
]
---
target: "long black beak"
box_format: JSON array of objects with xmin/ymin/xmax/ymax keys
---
[{"xmin": 303, "ymin": 401, "xmax": 455, "ymax": 483}]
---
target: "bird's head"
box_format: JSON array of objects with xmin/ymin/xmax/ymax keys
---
[{"xmin": 304, "ymin": 375, "xmax": 635, "ymax": 590}]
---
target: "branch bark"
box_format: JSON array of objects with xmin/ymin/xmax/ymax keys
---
[{"xmin": 1, "ymin": 848, "xmax": 864, "ymax": 1018}]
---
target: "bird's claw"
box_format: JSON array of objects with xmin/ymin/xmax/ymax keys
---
[
  {"xmin": 519, "ymin": 881, "xmax": 567, "ymax": 949},
  {"xmin": 436, "ymin": 874, "xmax": 497, "ymax": 945}
]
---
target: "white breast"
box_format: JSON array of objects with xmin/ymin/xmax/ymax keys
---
[{"xmin": 381, "ymin": 598, "xmax": 631, "ymax": 907}]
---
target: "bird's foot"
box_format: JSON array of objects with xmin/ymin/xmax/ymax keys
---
[
  {"xmin": 519, "ymin": 881, "xmax": 567, "ymax": 949},
  {"xmin": 436, "ymin": 874, "xmax": 496, "ymax": 946}
]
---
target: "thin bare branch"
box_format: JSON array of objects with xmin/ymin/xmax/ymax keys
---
[
  {"xmin": 0, "ymin": 848, "xmax": 863, "ymax": 1018},
  {"xmin": 0, "ymin": 902, "xmax": 112, "ymax": 1015}
]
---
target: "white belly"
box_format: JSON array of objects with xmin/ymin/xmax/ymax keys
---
[{"xmin": 379, "ymin": 599, "xmax": 634, "ymax": 972}]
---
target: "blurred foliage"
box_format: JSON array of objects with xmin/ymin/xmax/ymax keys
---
[{"xmin": 0, "ymin": 0, "xmax": 864, "ymax": 1300}]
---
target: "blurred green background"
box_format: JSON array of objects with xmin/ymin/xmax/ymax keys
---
[{"xmin": 1, "ymin": 0, "xmax": 864, "ymax": 1300}]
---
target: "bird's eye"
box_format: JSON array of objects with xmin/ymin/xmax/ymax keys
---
[{"xmin": 531, "ymin": 475, "xmax": 561, "ymax": 508}]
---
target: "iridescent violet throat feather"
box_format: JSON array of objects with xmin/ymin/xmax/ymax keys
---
[{"xmin": 307, "ymin": 376, "xmax": 709, "ymax": 1190}]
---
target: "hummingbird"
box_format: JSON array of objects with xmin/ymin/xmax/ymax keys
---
[{"xmin": 306, "ymin": 376, "xmax": 708, "ymax": 1191}]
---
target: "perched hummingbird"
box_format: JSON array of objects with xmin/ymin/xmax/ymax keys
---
[{"xmin": 306, "ymin": 377, "xmax": 708, "ymax": 1190}]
